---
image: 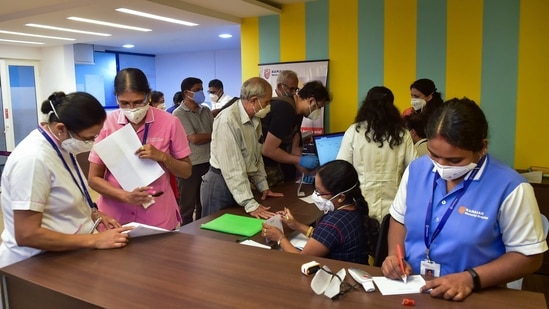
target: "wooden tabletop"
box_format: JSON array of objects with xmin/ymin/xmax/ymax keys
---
[{"xmin": 1, "ymin": 232, "xmax": 546, "ymax": 309}]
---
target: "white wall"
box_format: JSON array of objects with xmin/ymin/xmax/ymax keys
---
[{"xmin": 155, "ymin": 48, "xmax": 241, "ymax": 108}]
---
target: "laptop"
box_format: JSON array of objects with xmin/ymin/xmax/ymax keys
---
[{"xmin": 313, "ymin": 132, "xmax": 345, "ymax": 166}]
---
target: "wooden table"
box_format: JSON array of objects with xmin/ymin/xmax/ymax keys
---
[
  {"xmin": 1, "ymin": 232, "xmax": 546, "ymax": 309},
  {"xmin": 178, "ymin": 180, "xmax": 322, "ymax": 244}
]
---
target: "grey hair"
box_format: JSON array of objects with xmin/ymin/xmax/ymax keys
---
[
  {"xmin": 240, "ymin": 77, "xmax": 272, "ymax": 100},
  {"xmin": 276, "ymin": 70, "xmax": 298, "ymax": 85}
]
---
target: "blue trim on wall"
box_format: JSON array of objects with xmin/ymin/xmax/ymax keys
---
[
  {"xmin": 480, "ymin": 0, "xmax": 520, "ymax": 166},
  {"xmin": 259, "ymin": 15, "xmax": 281, "ymax": 64},
  {"xmin": 358, "ymin": 0, "xmax": 385, "ymax": 103},
  {"xmin": 416, "ymin": 0, "xmax": 447, "ymax": 97}
]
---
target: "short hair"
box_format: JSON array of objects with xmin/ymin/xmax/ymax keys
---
[
  {"xmin": 173, "ymin": 91, "xmax": 183, "ymax": 105},
  {"xmin": 151, "ymin": 91, "xmax": 164, "ymax": 104},
  {"xmin": 296, "ymin": 80, "xmax": 331, "ymax": 103},
  {"xmin": 276, "ymin": 70, "xmax": 298, "ymax": 85},
  {"xmin": 240, "ymin": 77, "xmax": 271, "ymax": 100},
  {"xmin": 181, "ymin": 77, "xmax": 203, "ymax": 92},
  {"xmin": 425, "ymin": 97, "xmax": 488, "ymax": 152},
  {"xmin": 404, "ymin": 112, "xmax": 428, "ymax": 139},
  {"xmin": 40, "ymin": 92, "xmax": 106, "ymax": 133},
  {"xmin": 208, "ymin": 79, "xmax": 223, "ymax": 89},
  {"xmin": 114, "ymin": 68, "xmax": 151, "ymax": 95}
]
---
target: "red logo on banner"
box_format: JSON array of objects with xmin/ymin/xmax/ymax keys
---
[{"xmin": 263, "ymin": 69, "xmax": 271, "ymax": 79}]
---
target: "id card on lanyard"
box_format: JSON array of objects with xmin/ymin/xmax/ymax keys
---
[{"xmin": 421, "ymin": 156, "xmax": 486, "ymax": 277}]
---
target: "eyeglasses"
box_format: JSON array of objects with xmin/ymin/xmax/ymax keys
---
[
  {"xmin": 70, "ymin": 131, "xmax": 98, "ymax": 144},
  {"xmin": 117, "ymin": 94, "xmax": 149, "ymax": 109},
  {"xmin": 314, "ymin": 189, "xmax": 332, "ymax": 197},
  {"xmin": 282, "ymin": 83, "xmax": 299, "ymax": 94},
  {"xmin": 314, "ymin": 266, "xmax": 359, "ymax": 300}
]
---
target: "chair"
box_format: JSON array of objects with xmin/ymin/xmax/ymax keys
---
[
  {"xmin": 507, "ymin": 214, "xmax": 549, "ymax": 290},
  {"xmin": 373, "ymin": 214, "xmax": 391, "ymax": 267}
]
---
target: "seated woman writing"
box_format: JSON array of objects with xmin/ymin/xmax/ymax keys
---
[{"xmin": 262, "ymin": 160, "xmax": 379, "ymax": 264}]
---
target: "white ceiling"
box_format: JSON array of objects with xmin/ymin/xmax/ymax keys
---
[{"xmin": 0, "ymin": 0, "xmax": 314, "ymax": 55}]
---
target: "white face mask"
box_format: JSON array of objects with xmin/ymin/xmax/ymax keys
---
[
  {"xmin": 411, "ymin": 98, "xmax": 427, "ymax": 111},
  {"xmin": 431, "ymin": 159, "xmax": 477, "ymax": 180},
  {"xmin": 209, "ymin": 93, "xmax": 219, "ymax": 103},
  {"xmin": 61, "ymin": 134, "xmax": 94, "ymax": 154},
  {"xmin": 311, "ymin": 183, "xmax": 358, "ymax": 214},
  {"xmin": 254, "ymin": 100, "xmax": 271, "ymax": 118},
  {"xmin": 156, "ymin": 103, "xmax": 166, "ymax": 111},
  {"xmin": 123, "ymin": 104, "xmax": 149, "ymax": 124},
  {"xmin": 307, "ymin": 105, "xmax": 322, "ymax": 120}
]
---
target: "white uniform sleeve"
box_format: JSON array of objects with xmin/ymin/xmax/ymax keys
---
[
  {"xmin": 499, "ymin": 183, "xmax": 548, "ymax": 255},
  {"xmin": 390, "ymin": 166, "xmax": 410, "ymax": 224}
]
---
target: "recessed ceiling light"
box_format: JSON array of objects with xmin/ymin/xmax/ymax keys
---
[
  {"xmin": 0, "ymin": 30, "xmax": 74, "ymax": 41},
  {"xmin": 122, "ymin": 44, "xmax": 135, "ymax": 48},
  {"xmin": 26, "ymin": 24, "xmax": 111, "ymax": 37},
  {"xmin": 67, "ymin": 17, "xmax": 152, "ymax": 32},
  {"xmin": 219, "ymin": 34, "xmax": 232, "ymax": 39},
  {"xmin": 0, "ymin": 38, "xmax": 44, "ymax": 45},
  {"xmin": 116, "ymin": 8, "xmax": 198, "ymax": 27}
]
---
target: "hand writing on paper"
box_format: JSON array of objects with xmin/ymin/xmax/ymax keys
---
[
  {"xmin": 124, "ymin": 186, "xmax": 154, "ymax": 205},
  {"xmin": 93, "ymin": 226, "xmax": 134, "ymax": 249},
  {"xmin": 381, "ymin": 255, "xmax": 412, "ymax": 281},
  {"xmin": 261, "ymin": 189, "xmax": 284, "ymax": 200},
  {"xmin": 250, "ymin": 205, "xmax": 275, "ymax": 219}
]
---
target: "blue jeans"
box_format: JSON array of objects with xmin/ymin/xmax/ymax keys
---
[{"xmin": 200, "ymin": 167, "xmax": 237, "ymax": 217}]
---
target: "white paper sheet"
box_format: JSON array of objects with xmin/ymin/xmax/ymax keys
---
[
  {"xmin": 122, "ymin": 222, "xmax": 171, "ymax": 238},
  {"xmin": 372, "ymin": 275, "xmax": 426, "ymax": 295},
  {"xmin": 92, "ymin": 124, "xmax": 164, "ymax": 191},
  {"xmin": 239, "ymin": 240, "xmax": 271, "ymax": 249},
  {"xmin": 289, "ymin": 232, "xmax": 308, "ymax": 250},
  {"xmin": 299, "ymin": 194, "xmax": 314, "ymax": 204}
]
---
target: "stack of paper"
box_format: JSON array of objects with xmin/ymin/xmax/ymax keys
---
[{"xmin": 122, "ymin": 222, "xmax": 171, "ymax": 238}]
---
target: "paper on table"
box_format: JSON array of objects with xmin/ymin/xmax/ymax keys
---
[
  {"xmin": 92, "ymin": 124, "xmax": 164, "ymax": 192},
  {"xmin": 521, "ymin": 171, "xmax": 543, "ymax": 183},
  {"xmin": 289, "ymin": 232, "xmax": 308, "ymax": 250},
  {"xmin": 122, "ymin": 222, "xmax": 171, "ymax": 238},
  {"xmin": 239, "ymin": 239, "xmax": 271, "ymax": 249},
  {"xmin": 300, "ymin": 194, "xmax": 314, "ymax": 204},
  {"xmin": 372, "ymin": 275, "xmax": 425, "ymax": 295}
]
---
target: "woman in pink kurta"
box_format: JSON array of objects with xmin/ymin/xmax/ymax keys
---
[{"xmin": 88, "ymin": 68, "xmax": 192, "ymax": 230}]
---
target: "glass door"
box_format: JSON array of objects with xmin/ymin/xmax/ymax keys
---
[{"xmin": 0, "ymin": 60, "xmax": 41, "ymax": 151}]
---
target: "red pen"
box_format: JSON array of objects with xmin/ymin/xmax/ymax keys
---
[{"xmin": 396, "ymin": 244, "xmax": 408, "ymax": 284}]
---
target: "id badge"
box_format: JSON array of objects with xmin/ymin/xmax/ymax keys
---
[{"xmin": 420, "ymin": 260, "xmax": 441, "ymax": 277}]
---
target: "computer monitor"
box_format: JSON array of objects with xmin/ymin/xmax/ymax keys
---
[{"xmin": 313, "ymin": 132, "xmax": 344, "ymax": 166}]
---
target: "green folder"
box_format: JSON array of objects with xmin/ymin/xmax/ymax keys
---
[{"xmin": 200, "ymin": 213, "xmax": 264, "ymax": 237}]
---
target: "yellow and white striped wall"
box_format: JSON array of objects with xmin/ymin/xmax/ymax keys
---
[{"xmin": 241, "ymin": 0, "xmax": 549, "ymax": 169}]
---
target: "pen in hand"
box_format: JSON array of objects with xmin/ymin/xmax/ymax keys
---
[
  {"xmin": 396, "ymin": 244, "xmax": 408, "ymax": 284},
  {"xmin": 89, "ymin": 217, "xmax": 102, "ymax": 234}
]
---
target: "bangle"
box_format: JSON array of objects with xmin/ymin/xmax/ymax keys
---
[
  {"xmin": 305, "ymin": 226, "xmax": 314, "ymax": 238},
  {"xmin": 466, "ymin": 268, "xmax": 481, "ymax": 292},
  {"xmin": 277, "ymin": 236, "xmax": 285, "ymax": 246}
]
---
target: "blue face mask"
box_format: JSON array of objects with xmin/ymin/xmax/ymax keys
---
[{"xmin": 188, "ymin": 90, "xmax": 205, "ymax": 104}]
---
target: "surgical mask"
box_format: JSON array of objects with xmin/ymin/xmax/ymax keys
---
[
  {"xmin": 307, "ymin": 103, "xmax": 322, "ymax": 120},
  {"xmin": 61, "ymin": 134, "xmax": 94, "ymax": 154},
  {"xmin": 311, "ymin": 183, "xmax": 358, "ymax": 214},
  {"xmin": 188, "ymin": 90, "xmax": 205, "ymax": 104},
  {"xmin": 254, "ymin": 100, "xmax": 271, "ymax": 118},
  {"xmin": 123, "ymin": 104, "xmax": 149, "ymax": 124},
  {"xmin": 209, "ymin": 93, "xmax": 219, "ymax": 103},
  {"xmin": 411, "ymin": 98, "xmax": 427, "ymax": 111},
  {"xmin": 431, "ymin": 159, "xmax": 477, "ymax": 180},
  {"xmin": 157, "ymin": 103, "xmax": 166, "ymax": 111}
]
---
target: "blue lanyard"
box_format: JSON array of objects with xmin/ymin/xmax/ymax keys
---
[
  {"xmin": 38, "ymin": 127, "xmax": 96, "ymax": 210},
  {"xmin": 142, "ymin": 122, "xmax": 150, "ymax": 145},
  {"xmin": 423, "ymin": 156, "xmax": 486, "ymax": 260}
]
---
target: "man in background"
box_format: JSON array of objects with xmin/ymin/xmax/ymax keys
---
[
  {"xmin": 208, "ymin": 79, "xmax": 234, "ymax": 117},
  {"xmin": 201, "ymin": 77, "xmax": 283, "ymax": 219},
  {"xmin": 173, "ymin": 77, "xmax": 214, "ymax": 225}
]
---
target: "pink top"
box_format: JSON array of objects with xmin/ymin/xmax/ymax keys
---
[{"xmin": 89, "ymin": 108, "xmax": 191, "ymax": 229}]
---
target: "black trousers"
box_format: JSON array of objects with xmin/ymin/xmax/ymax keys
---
[{"xmin": 177, "ymin": 162, "xmax": 209, "ymax": 225}]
